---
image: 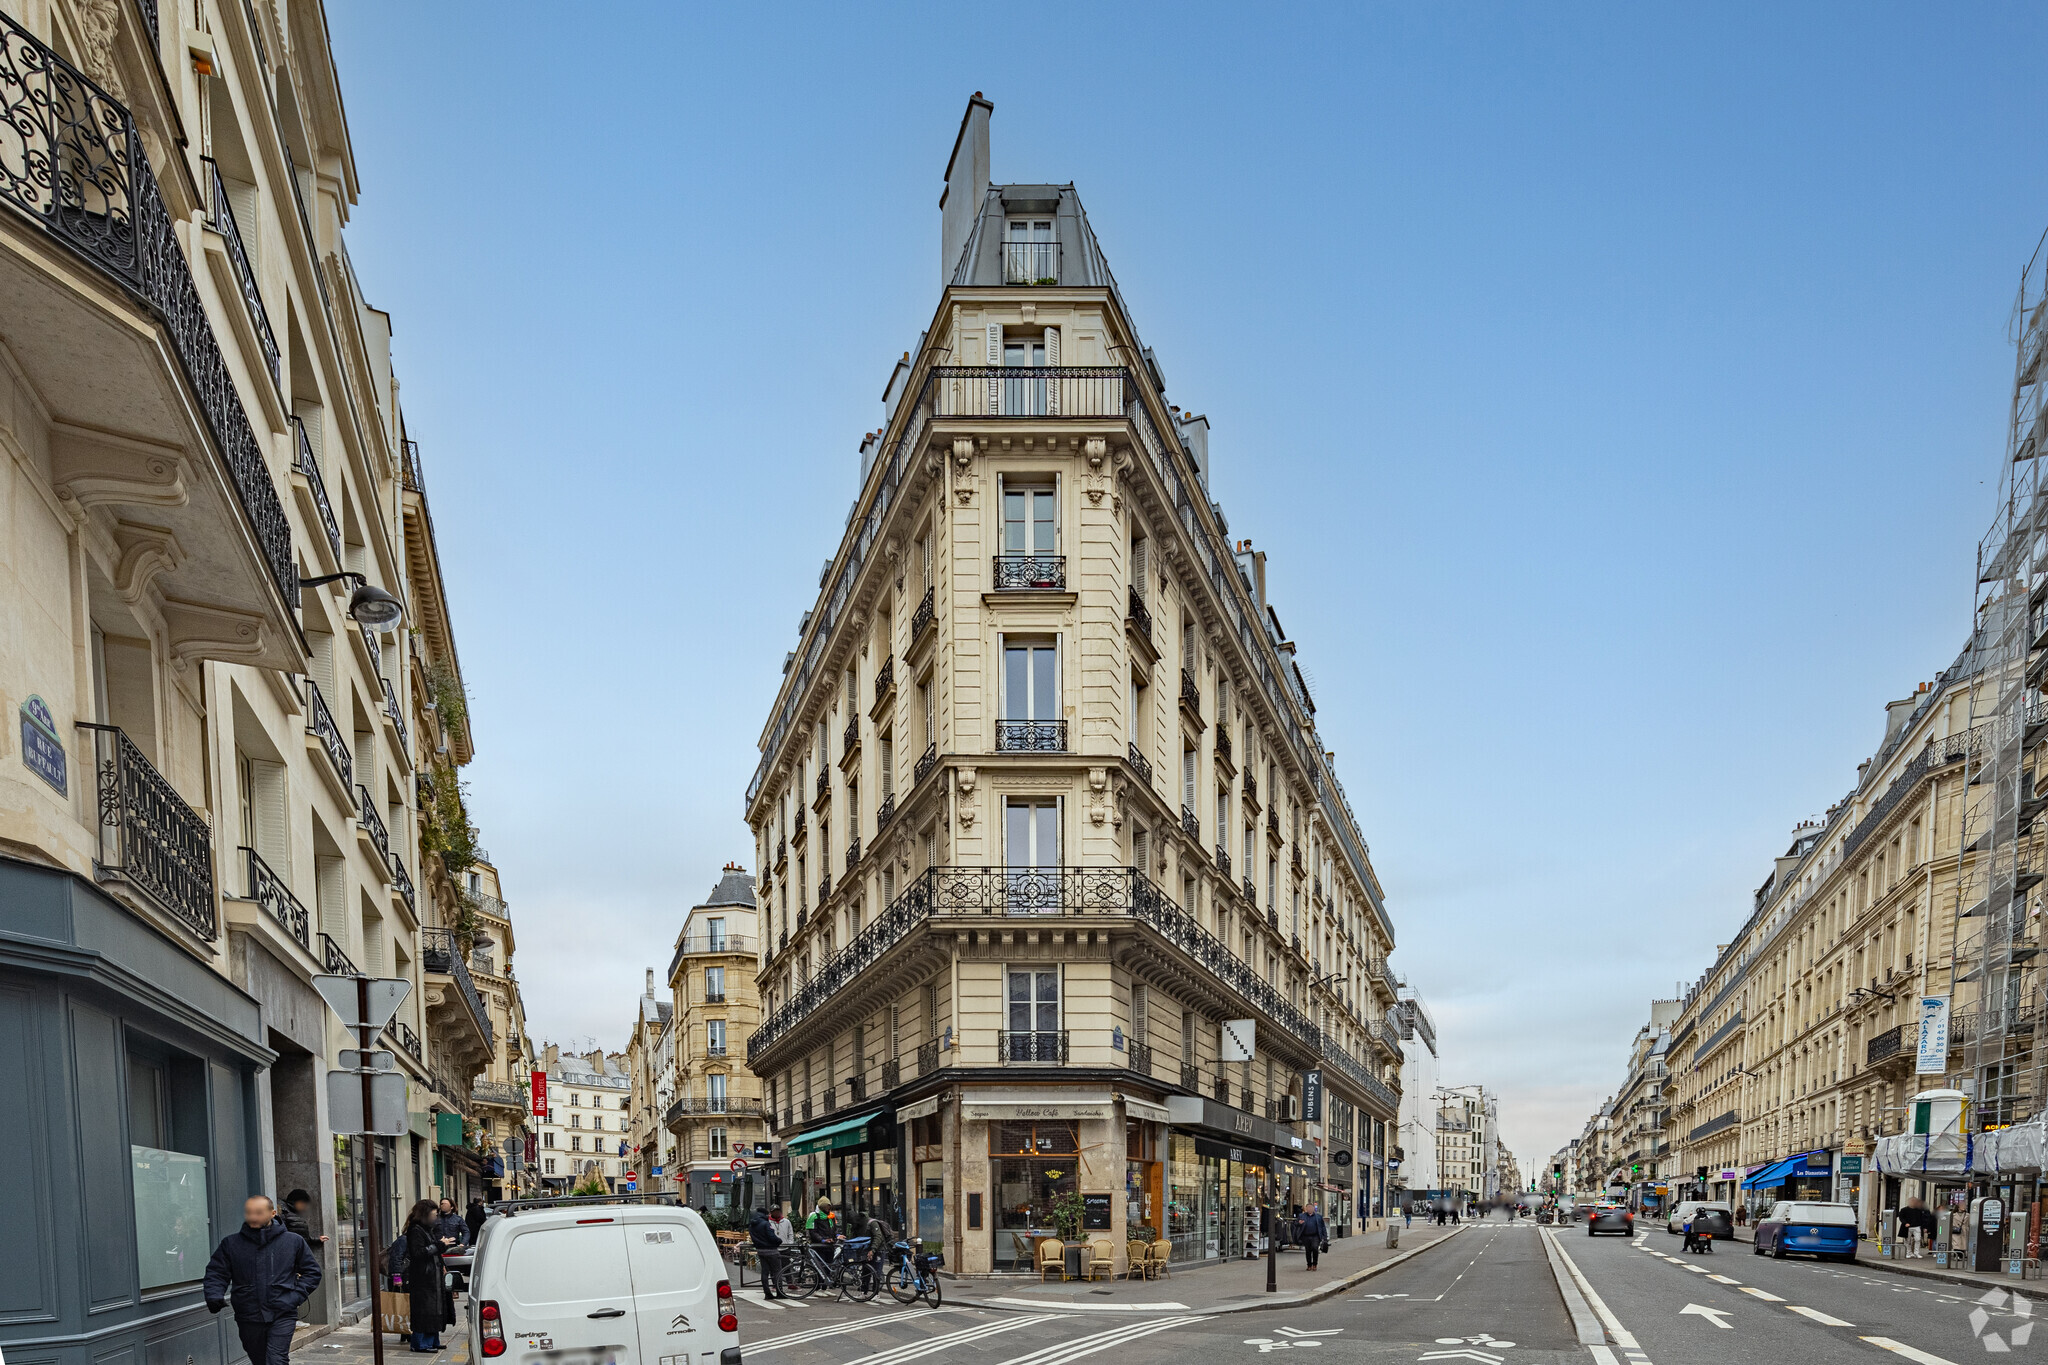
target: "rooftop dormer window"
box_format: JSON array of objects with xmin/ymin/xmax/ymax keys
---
[{"xmin": 1006, "ymin": 219, "xmax": 1056, "ymax": 285}]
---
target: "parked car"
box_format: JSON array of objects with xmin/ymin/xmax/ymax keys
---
[
  {"xmin": 1753, "ymin": 1200, "xmax": 1858, "ymax": 1262},
  {"xmin": 467, "ymin": 1197, "xmax": 740, "ymax": 1365},
  {"xmin": 1667, "ymin": 1200, "xmax": 1733, "ymax": 1235},
  {"xmin": 1588, "ymin": 1204, "xmax": 1634, "ymax": 1236}
]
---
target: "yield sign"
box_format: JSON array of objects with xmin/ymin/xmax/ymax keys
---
[
  {"xmin": 314, "ymin": 975, "xmax": 411, "ymax": 1031},
  {"xmin": 1680, "ymin": 1304, "xmax": 1734, "ymax": 1330}
]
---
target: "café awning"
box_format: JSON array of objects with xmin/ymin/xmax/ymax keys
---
[{"xmin": 786, "ymin": 1110, "xmax": 885, "ymax": 1156}]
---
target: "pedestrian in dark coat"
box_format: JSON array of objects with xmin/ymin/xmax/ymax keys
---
[
  {"xmin": 750, "ymin": 1204, "xmax": 788, "ymax": 1299},
  {"xmin": 465, "ymin": 1199, "xmax": 487, "ymax": 1243},
  {"xmin": 1299, "ymin": 1205, "xmax": 1329, "ymax": 1270},
  {"xmin": 203, "ymin": 1196, "xmax": 322, "ymax": 1365},
  {"xmin": 403, "ymin": 1200, "xmax": 453, "ymax": 1353}
]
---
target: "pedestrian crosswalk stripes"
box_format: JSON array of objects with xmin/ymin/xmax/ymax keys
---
[
  {"xmin": 990, "ymin": 1316, "xmax": 1211, "ymax": 1365},
  {"xmin": 746, "ymin": 1307, "xmax": 952, "ymax": 1350}
]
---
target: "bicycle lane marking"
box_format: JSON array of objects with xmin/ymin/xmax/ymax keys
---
[{"xmin": 1542, "ymin": 1229, "xmax": 1639, "ymax": 1349}]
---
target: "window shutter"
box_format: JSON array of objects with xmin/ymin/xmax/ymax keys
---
[
  {"xmin": 317, "ymin": 854, "xmax": 345, "ymax": 936},
  {"xmin": 987, "ymin": 323, "xmax": 1002, "ymax": 414},
  {"xmin": 1044, "ymin": 326, "xmax": 1059, "ymax": 415},
  {"xmin": 253, "ymin": 758, "xmax": 289, "ymax": 875}
]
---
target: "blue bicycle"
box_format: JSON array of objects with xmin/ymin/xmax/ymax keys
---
[{"xmin": 883, "ymin": 1239, "xmax": 944, "ymax": 1306}]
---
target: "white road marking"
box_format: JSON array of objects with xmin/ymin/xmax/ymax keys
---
[
  {"xmin": 987, "ymin": 1298, "xmax": 1190, "ymax": 1312},
  {"xmin": 1862, "ymin": 1338, "xmax": 1960, "ymax": 1365},
  {"xmin": 1787, "ymin": 1307, "xmax": 1854, "ymax": 1327},
  {"xmin": 999, "ymin": 1316, "xmax": 1209, "ymax": 1365},
  {"xmin": 1587, "ymin": 1349, "xmax": 1620, "ymax": 1365},
  {"xmin": 834, "ymin": 1313, "xmax": 1070, "ymax": 1365},
  {"xmin": 1678, "ymin": 1304, "xmax": 1733, "ymax": 1329},
  {"xmin": 1541, "ymin": 1229, "xmax": 1639, "ymax": 1349},
  {"xmin": 1707, "ymin": 1275, "xmax": 1740, "ymax": 1284},
  {"xmin": 747, "ymin": 1306, "xmax": 953, "ymax": 1351},
  {"xmin": 1740, "ymin": 1288, "xmax": 1786, "ymax": 1302}
]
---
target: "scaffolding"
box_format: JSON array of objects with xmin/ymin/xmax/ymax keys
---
[{"xmin": 1954, "ymin": 229, "xmax": 2048, "ymax": 1128}]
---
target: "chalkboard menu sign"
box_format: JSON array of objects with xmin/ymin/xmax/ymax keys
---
[{"xmin": 1082, "ymin": 1193, "xmax": 1113, "ymax": 1231}]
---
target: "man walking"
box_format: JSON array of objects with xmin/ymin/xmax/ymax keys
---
[
  {"xmin": 1899, "ymin": 1198, "xmax": 1937, "ymax": 1258},
  {"xmin": 204, "ymin": 1196, "xmax": 322, "ymax": 1365},
  {"xmin": 1299, "ymin": 1203, "xmax": 1328, "ymax": 1271},
  {"xmin": 750, "ymin": 1204, "xmax": 789, "ymax": 1299}
]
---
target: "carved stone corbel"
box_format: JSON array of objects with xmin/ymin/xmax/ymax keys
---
[
  {"xmin": 1084, "ymin": 437, "xmax": 1109, "ymax": 505},
  {"xmin": 74, "ymin": 0, "xmax": 125, "ymax": 101},
  {"xmin": 162, "ymin": 598, "xmax": 270, "ymax": 670},
  {"xmin": 952, "ymin": 438, "xmax": 976, "ymax": 505},
  {"xmin": 111, "ymin": 521, "xmax": 183, "ymax": 605},
  {"xmin": 50, "ymin": 425, "xmax": 187, "ymax": 518},
  {"xmin": 1088, "ymin": 767, "xmax": 1110, "ymax": 825}
]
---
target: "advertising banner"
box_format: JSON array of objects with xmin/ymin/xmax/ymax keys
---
[
  {"xmin": 1916, "ymin": 996, "xmax": 1951, "ymax": 1074},
  {"xmin": 531, "ymin": 1069, "xmax": 549, "ymax": 1117}
]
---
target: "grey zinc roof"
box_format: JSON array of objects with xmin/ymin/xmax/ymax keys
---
[
  {"xmin": 703, "ymin": 869, "xmax": 756, "ymax": 909},
  {"xmin": 948, "ymin": 184, "xmax": 1124, "ymax": 296}
]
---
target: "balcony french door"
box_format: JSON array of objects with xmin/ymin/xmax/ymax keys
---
[
  {"xmin": 1003, "ymin": 339, "xmax": 1047, "ymax": 415},
  {"xmin": 1006, "ymin": 968, "xmax": 1060, "ymax": 1061},
  {"xmin": 1004, "ymin": 798, "xmax": 1060, "ymax": 914},
  {"xmin": 1006, "ymin": 219, "xmax": 1056, "ymax": 285}
]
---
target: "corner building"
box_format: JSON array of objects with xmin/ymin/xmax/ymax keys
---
[{"xmin": 744, "ymin": 97, "xmax": 1403, "ymax": 1277}]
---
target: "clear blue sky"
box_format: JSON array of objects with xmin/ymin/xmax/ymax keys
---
[{"xmin": 330, "ymin": 3, "xmax": 2048, "ymax": 1167}]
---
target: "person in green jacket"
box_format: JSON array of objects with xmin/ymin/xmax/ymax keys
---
[{"xmin": 805, "ymin": 1197, "xmax": 840, "ymax": 1244}]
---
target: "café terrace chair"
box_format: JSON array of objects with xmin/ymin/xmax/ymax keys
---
[{"xmin": 1036, "ymin": 1236, "xmax": 1068, "ymax": 1282}]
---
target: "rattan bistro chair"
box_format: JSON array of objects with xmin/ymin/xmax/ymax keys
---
[{"xmin": 1036, "ymin": 1237, "xmax": 1068, "ymax": 1282}]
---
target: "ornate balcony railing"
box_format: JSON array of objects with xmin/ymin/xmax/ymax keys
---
[
  {"xmin": 843, "ymin": 715, "xmax": 859, "ymax": 756},
  {"xmin": 917, "ymin": 1037, "xmax": 942, "ymax": 1074},
  {"xmin": 925, "ymin": 365, "xmax": 1130, "ymax": 419},
  {"xmin": 356, "ymin": 785, "xmax": 391, "ymax": 870},
  {"xmin": 997, "ymin": 720, "xmax": 1067, "ymax": 752},
  {"xmin": 1181, "ymin": 1062, "xmax": 1200, "ymax": 1091},
  {"xmin": 816, "ymin": 767, "xmax": 830, "ymax": 802},
  {"xmin": 1216, "ymin": 846, "xmax": 1232, "ymax": 877},
  {"xmin": 382, "ymin": 677, "xmax": 410, "ymax": 756},
  {"xmin": 291, "ymin": 416, "xmax": 342, "ymax": 563},
  {"xmin": 749, "ymin": 864, "xmax": 1392, "ymax": 1104},
  {"xmin": 1268, "ymin": 808, "xmax": 1280, "ymax": 836},
  {"xmin": 818, "ymin": 875, "xmax": 831, "ymax": 903},
  {"xmin": 1216, "ymin": 728, "xmax": 1233, "ymax": 764},
  {"xmin": 846, "ymin": 838, "xmax": 860, "ymax": 871},
  {"xmin": 319, "ymin": 931, "xmax": 360, "ymax": 976},
  {"xmin": 305, "ymin": 679, "xmax": 351, "ymax": 789},
  {"xmin": 1181, "ymin": 669, "xmax": 1201, "ymax": 711},
  {"xmin": 77, "ymin": 724, "xmax": 214, "ymax": 938},
  {"xmin": 1000, "ymin": 1030, "xmax": 1069, "ymax": 1064},
  {"xmin": 1127, "ymin": 1040, "xmax": 1154, "ymax": 1074},
  {"xmin": 241, "ymin": 846, "xmax": 308, "ymax": 950},
  {"xmin": 392, "ymin": 854, "xmax": 414, "ymax": 913},
  {"xmin": 386, "ymin": 1019, "xmax": 422, "ymax": 1062},
  {"xmin": 199, "ymin": 156, "xmax": 279, "ymax": 387},
  {"xmin": 791, "ymin": 809, "xmax": 806, "ymax": 840},
  {"xmin": 664, "ymin": 1096, "xmax": 761, "ymax": 1123},
  {"xmin": 1243, "ymin": 875, "xmax": 1258, "ymax": 903},
  {"xmin": 1127, "ymin": 740, "xmax": 1153, "ymax": 785},
  {"xmin": 1213, "ymin": 1076, "xmax": 1231, "ymax": 1105},
  {"xmin": 1243, "ymin": 771, "xmax": 1257, "ymax": 804},
  {"xmin": 705, "ymin": 991, "xmax": 727, "ymax": 1005},
  {"xmin": 422, "ymin": 927, "xmax": 494, "ymax": 1050},
  {"xmin": 1181, "ymin": 806, "xmax": 1200, "ymax": 839},
  {"xmin": 874, "ymin": 657, "xmax": 894, "ymax": 701},
  {"xmin": 911, "ymin": 585, "xmax": 936, "ymax": 642},
  {"xmin": 1127, "ymin": 587, "xmax": 1154, "ymax": 639},
  {"xmin": 1002, "ymin": 239, "xmax": 1061, "ymax": 286},
  {"xmin": 993, "ymin": 555, "xmax": 1066, "ymax": 590},
  {"xmin": 882, "ymin": 1058, "xmax": 901, "ymax": 1089},
  {"xmin": 471, "ymin": 1080, "xmax": 525, "ymax": 1108},
  {"xmin": 915, "ymin": 742, "xmax": 938, "ymax": 784},
  {"xmin": 0, "ymin": 14, "xmax": 294, "ymax": 605}
]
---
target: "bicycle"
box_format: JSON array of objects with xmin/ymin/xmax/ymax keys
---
[
  {"xmin": 883, "ymin": 1239, "xmax": 944, "ymax": 1306},
  {"xmin": 785, "ymin": 1236, "xmax": 880, "ymax": 1302}
]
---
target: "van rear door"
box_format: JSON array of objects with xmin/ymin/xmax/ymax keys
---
[
  {"xmin": 625, "ymin": 1217, "xmax": 718, "ymax": 1365},
  {"xmin": 501, "ymin": 1222, "xmax": 638, "ymax": 1365}
]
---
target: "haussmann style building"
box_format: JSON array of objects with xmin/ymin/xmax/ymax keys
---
[{"xmin": 742, "ymin": 95, "xmax": 1404, "ymax": 1277}]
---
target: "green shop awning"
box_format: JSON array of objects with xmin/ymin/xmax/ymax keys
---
[{"xmin": 787, "ymin": 1111, "xmax": 885, "ymax": 1156}]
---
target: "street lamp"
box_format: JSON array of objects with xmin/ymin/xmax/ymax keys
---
[{"xmin": 301, "ymin": 571, "xmax": 404, "ymax": 629}]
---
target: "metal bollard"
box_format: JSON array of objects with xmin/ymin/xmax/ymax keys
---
[{"xmin": 1387, "ymin": 1222, "xmax": 1400, "ymax": 1249}]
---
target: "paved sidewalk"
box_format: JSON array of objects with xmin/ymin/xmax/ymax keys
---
[
  {"xmin": 951, "ymin": 1221, "xmax": 1466, "ymax": 1314},
  {"xmin": 298, "ymin": 1317, "xmax": 469, "ymax": 1365}
]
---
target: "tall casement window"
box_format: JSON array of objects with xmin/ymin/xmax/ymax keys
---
[
  {"xmin": 1006, "ymin": 966, "xmax": 1062, "ymax": 1061},
  {"xmin": 1005, "ymin": 797, "xmax": 1061, "ymax": 914},
  {"xmin": 707, "ymin": 1019, "xmax": 727, "ymax": 1056},
  {"xmin": 1000, "ymin": 638, "xmax": 1062, "ymax": 751},
  {"xmin": 1006, "ymin": 218, "xmax": 1056, "ymax": 284},
  {"xmin": 1000, "ymin": 329, "xmax": 1049, "ymax": 414},
  {"xmin": 708, "ymin": 1072, "xmax": 728, "ymax": 1109},
  {"xmin": 704, "ymin": 966, "xmax": 725, "ymax": 1002},
  {"xmin": 998, "ymin": 479, "xmax": 1062, "ymax": 588},
  {"xmin": 1182, "ymin": 746, "xmax": 1198, "ymax": 825}
]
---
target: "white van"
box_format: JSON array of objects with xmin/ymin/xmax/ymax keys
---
[
  {"xmin": 1665, "ymin": 1200, "xmax": 1732, "ymax": 1235},
  {"xmin": 468, "ymin": 1200, "xmax": 740, "ymax": 1365}
]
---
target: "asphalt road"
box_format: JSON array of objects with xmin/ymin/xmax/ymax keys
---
[
  {"xmin": 1555, "ymin": 1219, "xmax": 2036, "ymax": 1365},
  {"xmin": 737, "ymin": 1221, "xmax": 1575, "ymax": 1365}
]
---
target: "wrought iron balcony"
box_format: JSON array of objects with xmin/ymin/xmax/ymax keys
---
[
  {"xmin": 911, "ymin": 585, "xmax": 936, "ymax": 641},
  {"xmin": 671, "ymin": 932, "xmax": 749, "ymax": 956},
  {"xmin": 1001, "ymin": 1030, "xmax": 1069, "ymax": 1064},
  {"xmin": 1213, "ymin": 1076, "xmax": 1231, "ymax": 1105},
  {"xmin": 386, "ymin": 1020, "xmax": 422, "ymax": 1062},
  {"xmin": 816, "ymin": 767, "xmax": 830, "ymax": 802},
  {"xmin": 915, "ymin": 742, "xmax": 938, "ymax": 784},
  {"xmin": 846, "ymin": 838, "xmax": 860, "ymax": 870},
  {"xmin": 305, "ymin": 679, "xmax": 352, "ymax": 790},
  {"xmin": 1181, "ymin": 669, "xmax": 1201, "ymax": 711},
  {"xmin": 1243, "ymin": 771, "xmax": 1257, "ymax": 804},
  {"xmin": 1216, "ymin": 846, "xmax": 1232, "ymax": 877},
  {"xmin": 77, "ymin": 724, "xmax": 214, "ymax": 938},
  {"xmin": 1181, "ymin": 805, "xmax": 1200, "ymax": 839},
  {"xmin": 796, "ymin": 907, "xmax": 807, "ymax": 928},
  {"xmin": 319, "ymin": 932, "xmax": 360, "ymax": 976},
  {"xmin": 883, "ymin": 1059, "xmax": 901, "ymax": 1089},
  {"xmin": 1291, "ymin": 846, "xmax": 1306, "ymax": 875},
  {"xmin": 844, "ymin": 715, "xmax": 859, "ymax": 756},
  {"xmin": 1127, "ymin": 1040, "xmax": 1154, "ymax": 1074},
  {"xmin": 1003, "ymin": 239, "xmax": 1061, "ymax": 285},
  {"xmin": 1215, "ymin": 728, "xmax": 1232, "ymax": 763},
  {"xmin": 997, "ymin": 720, "xmax": 1067, "ymax": 752},
  {"xmin": 874, "ymin": 657, "xmax": 894, "ymax": 701},
  {"xmin": 1127, "ymin": 587, "xmax": 1154, "ymax": 639},
  {"xmin": 846, "ymin": 1076, "xmax": 866, "ymax": 1104},
  {"xmin": 241, "ymin": 847, "xmax": 308, "ymax": 950},
  {"xmin": 917, "ymin": 1037, "xmax": 942, "ymax": 1074},
  {"xmin": 791, "ymin": 809, "xmax": 806, "ymax": 840},
  {"xmin": 422, "ymin": 927, "xmax": 495, "ymax": 1050},
  {"xmin": 357, "ymin": 785, "xmax": 391, "ymax": 870},
  {"xmin": 471, "ymin": 1079, "xmax": 525, "ymax": 1108},
  {"xmin": 993, "ymin": 555, "xmax": 1066, "ymax": 590},
  {"xmin": 775, "ymin": 837, "xmax": 787, "ymax": 866},
  {"xmin": 0, "ymin": 14, "xmax": 294, "ymax": 606},
  {"xmin": 1243, "ymin": 875, "xmax": 1258, "ymax": 904},
  {"xmin": 801, "ymin": 1100, "xmax": 814, "ymax": 1122},
  {"xmin": 1126, "ymin": 741, "xmax": 1154, "ymax": 786},
  {"xmin": 200, "ymin": 156, "xmax": 278, "ymax": 388},
  {"xmin": 708, "ymin": 1043, "xmax": 727, "ymax": 1058},
  {"xmin": 292, "ymin": 416, "xmax": 342, "ymax": 564},
  {"xmin": 665, "ymin": 1096, "xmax": 762, "ymax": 1124},
  {"xmin": 1181, "ymin": 1062, "xmax": 1200, "ymax": 1091},
  {"xmin": 925, "ymin": 365, "xmax": 1130, "ymax": 419},
  {"xmin": 383, "ymin": 677, "xmax": 410, "ymax": 757},
  {"xmin": 1267, "ymin": 807, "xmax": 1280, "ymax": 836},
  {"xmin": 705, "ymin": 990, "xmax": 727, "ymax": 1005},
  {"xmin": 818, "ymin": 875, "xmax": 831, "ymax": 903}
]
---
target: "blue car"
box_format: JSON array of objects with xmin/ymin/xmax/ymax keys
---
[{"xmin": 1754, "ymin": 1200, "xmax": 1858, "ymax": 1262}]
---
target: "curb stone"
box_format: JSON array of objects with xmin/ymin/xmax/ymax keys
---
[
  {"xmin": 1538, "ymin": 1228, "xmax": 1608, "ymax": 1345},
  {"xmin": 949, "ymin": 1225, "xmax": 1468, "ymax": 1316}
]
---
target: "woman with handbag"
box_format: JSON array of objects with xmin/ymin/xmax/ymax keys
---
[{"xmin": 402, "ymin": 1200, "xmax": 453, "ymax": 1353}]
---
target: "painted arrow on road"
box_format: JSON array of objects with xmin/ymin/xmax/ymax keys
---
[
  {"xmin": 1418, "ymin": 1353, "xmax": 1503, "ymax": 1364},
  {"xmin": 1680, "ymin": 1304, "xmax": 1735, "ymax": 1330}
]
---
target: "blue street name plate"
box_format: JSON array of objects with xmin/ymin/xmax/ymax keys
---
[{"xmin": 20, "ymin": 695, "xmax": 65, "ymax": 795}]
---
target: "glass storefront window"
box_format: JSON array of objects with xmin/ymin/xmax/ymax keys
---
[
  {"xmin": 132, "ymin": 1146, "xmax": 209, "ymax": 1291},
  {"xmin": 992, "ymin": 1120, "xmax": 1081, "ymax": 1270},
  {"xmin": 334, "ymin": 1135, "xmax": 366, "ymax": 1306}
]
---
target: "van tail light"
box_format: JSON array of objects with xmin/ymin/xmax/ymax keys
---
[
  {"xmin": 479, "ymin": 1301, "xmax": 506, "ymax": 1358},
  {"xmin": 717, "ymin": 1279, "xmax": 738, "ymax": 1334}
]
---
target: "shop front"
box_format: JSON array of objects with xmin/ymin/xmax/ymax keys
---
[
  {"xmin": 785, "ymin": 1110, "xmax": 900, "ymax": 1229},
  {"xmin": 958, "ymin": 1089, "xmax": 1126, "ymax": 1273},
  {"xmin": 1164, "ymin": 1095, "xmax": 1306, "ymax": 1264},
  {"xmin": 1742, "ymin": 1150, "xmax": 1833, "ymax": 1217}
]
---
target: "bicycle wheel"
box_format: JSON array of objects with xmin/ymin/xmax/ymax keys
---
[
  {"xmin": 886, "ymin": 1255, "xmax": 921, "ymax": 1304},
  {"xmin": 845, "ymin": 1258, "xmax": 881, "ymax": 1303},
  {"xmin": 919, "ymin": 1266, "xmax": 943, "ymax": 1308},
  {"xmin": 784, "ymin": 1253, "xmax": 822, "ymax": 1300}
]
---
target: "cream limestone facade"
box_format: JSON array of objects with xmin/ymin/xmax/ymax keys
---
[
  {"xmin": 0, "ymin": 0, "xmax": 508, "ymax": 1350},
  {"xmin": 666, "ymin": 864, "xmax": 770, "ymax": 1212},
  {"xmin": 742, "ymin": 97, "xmax": 1402, "ymax": 1276}
]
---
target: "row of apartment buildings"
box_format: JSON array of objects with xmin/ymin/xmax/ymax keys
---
[
  {"xmin": 1577, "ymin": 233, "xmax": 2048, "ymax": 1232},
  {"xmin": 0, "ymin": 2, "xmax": 533, "ymax": 1359}
]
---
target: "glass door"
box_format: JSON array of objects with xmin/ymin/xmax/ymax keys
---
[
  {"xmin": 1004, "ymin": 796, "xmax": 1060, "ymax": 911},
  {"xmin": 1003, "ymin": 337, "xmax": 1047, "ymax": 415}
]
